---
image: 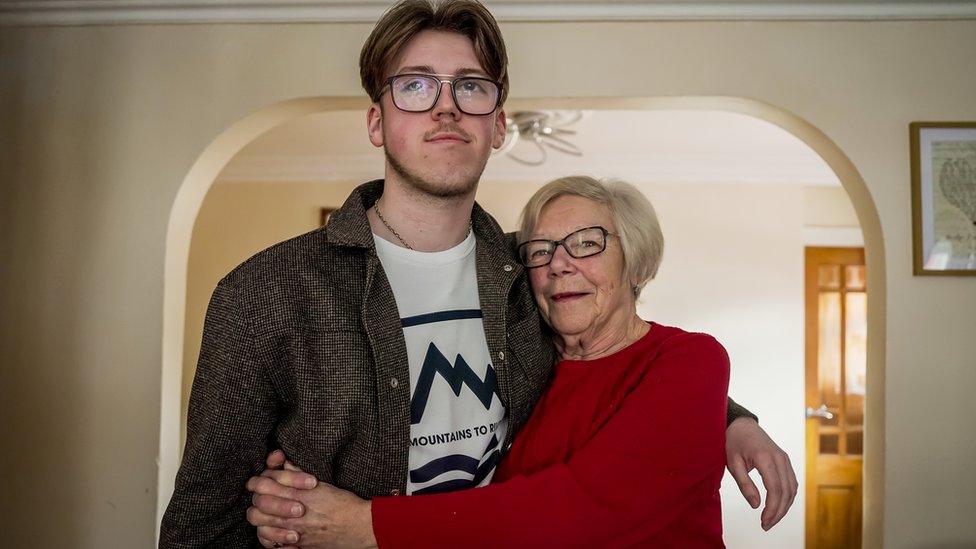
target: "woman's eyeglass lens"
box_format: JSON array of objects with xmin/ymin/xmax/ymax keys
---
[
  {"xmin": 518, "ymin": 226, "xmax": 611, "ymax": 268},
  {"xmin": 386, "ymin": 74, "xmax": 501, "ymax": 116}
]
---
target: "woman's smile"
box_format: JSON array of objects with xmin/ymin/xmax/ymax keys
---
[{"xmin": 550, "ymin": 291, "xmax": 590, "ymax": 302}]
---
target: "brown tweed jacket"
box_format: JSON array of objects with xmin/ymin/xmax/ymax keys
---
[
  {"xmin": 159, "ymin": 179, "xmax": 756, "ymax": 548},
  {"xmin": 159, "ymin": 180, "xmax": 555, "ymax": 548}
]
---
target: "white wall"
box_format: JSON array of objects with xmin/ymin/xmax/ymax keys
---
[{"xmin": 639, "ymin": 183, "xmax": 806, "ymax": 548}]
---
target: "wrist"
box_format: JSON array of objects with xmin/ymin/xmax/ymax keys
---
[
  {"xmin": 727, "ymin": 415, "xmax": 757, "ymax": 432},
  {"xmin": 362, "ymin": 500, "xmax": 378, "ymax": 549}
]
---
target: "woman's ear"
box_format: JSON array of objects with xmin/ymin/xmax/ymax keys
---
[{"xmin": 629, "ymin": 275, "xmax": 641, "ymax": 297}]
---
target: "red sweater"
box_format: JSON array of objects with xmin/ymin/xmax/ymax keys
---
[{"xmin": 371, "ymin": 323, "xmax": 730, "ymax": 548}]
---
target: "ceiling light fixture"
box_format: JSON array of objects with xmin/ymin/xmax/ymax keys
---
[{"xmin": 498, "ymin": 110, "xmax": 586, "ymax": 166}]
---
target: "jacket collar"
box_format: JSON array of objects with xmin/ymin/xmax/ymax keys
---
[{"xmin": 325, "ymin": 180, "xmax": 383, "ymax": 249}]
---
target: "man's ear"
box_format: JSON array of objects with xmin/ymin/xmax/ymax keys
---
[
  {"xmin": 491, "ymin": 107, "xmax": 507, "ymax": 150},
  {"xmin": 367, "ymin": 103, "xmax": 384, "ymax": 148}
]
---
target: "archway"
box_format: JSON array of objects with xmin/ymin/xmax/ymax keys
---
[{"xmin": 158, "ymin": 95, "xmax": 886, "ymax": 546}]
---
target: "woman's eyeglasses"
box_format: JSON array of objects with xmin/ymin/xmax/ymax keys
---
[{"xmin": 518, "ymin": 226, "xmax": 615, "ymax": 268}]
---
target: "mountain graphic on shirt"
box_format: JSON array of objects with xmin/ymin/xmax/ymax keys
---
[
  {"xmin": 409, "ymin": 434, "xmax": 501, "ymax": 495},
  {"xmin": 410, "ymin": 341, "xmax": 500, "ymax": 425}
]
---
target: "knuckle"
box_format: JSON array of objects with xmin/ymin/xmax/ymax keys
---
[
  {"xmin": 254, "ymin": 493, "xmax": 271, "ymax": 510},
  {"xmin": 282, "ymin": 471, "xmax": 300, "ymax": 487},
  {"xmin": 269, "ymin": 497, "xmax": 292, "ymax": 517},
  {"xmin": 251, "ymin": 476, "xmax": 270, "ymax": 492},
  {"xmin": 257, "ymin": 526, "xmax": 280, "ymax": 542},
  {"xmin": 254, "ymin": 477, "xmax": 286, "ymax": 498},
  {"xmin": 256, "ymin": 495, "xmax": 287, "ymax": 517},
  {"xmin": 258, "ymin": 525, "xmax": 291, "ymax": 542}
]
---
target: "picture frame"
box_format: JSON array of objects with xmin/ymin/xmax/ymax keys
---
[{"xmin": 910, "ymin": 122, "xmax": 976, "ymax": 275}]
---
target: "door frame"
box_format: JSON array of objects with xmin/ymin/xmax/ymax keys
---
[{"xmin": 805, "ymin": 246, "xmax": 867, "ymax": 548}]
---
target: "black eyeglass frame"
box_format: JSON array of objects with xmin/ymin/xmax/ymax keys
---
[
  {"xmin": 517, "ymin": 226, "xmax": 616, "ymax": 268},
  {"xmin": 382, "ymin": 73, "xmax": 503, "ymax": 116}
]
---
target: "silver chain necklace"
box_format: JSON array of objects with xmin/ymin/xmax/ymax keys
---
[{"xmin": 373, "ymin": 202, "xmax": 473, "ymax": 251}]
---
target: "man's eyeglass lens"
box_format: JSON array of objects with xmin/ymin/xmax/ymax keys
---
[
  {"xmin": 389, "ymin": 74, "xmax": 500, "ymax": 115},
  {"xmin": 518, "ymin": 227, "xmax": 610, "ymax": 268}
]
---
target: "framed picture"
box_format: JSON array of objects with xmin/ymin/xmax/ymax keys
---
[
  {"xmin": 320, "ymin": 207, "xmax": 336, "ymax": 227},
  {"xmin": 910, "ymin": 122, "xmax": 976, "ymax": 275}
]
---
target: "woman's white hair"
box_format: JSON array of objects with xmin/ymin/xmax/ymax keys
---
[{"xmin": 517, "ymin": 175, "xmax": 664, "ymax": 295}]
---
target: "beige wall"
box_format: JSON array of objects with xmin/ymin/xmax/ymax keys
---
[
  {"xmin": 2, "ymin": 19, "xmax": 975, "ymax": 548},
  {"xmin": 805, "ymin": 185, "xmax": 860, "ymax": 228}
]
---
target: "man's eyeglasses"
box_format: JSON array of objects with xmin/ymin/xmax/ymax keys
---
[
  {"xmin": 383, "ymin": 73, "xmax": 502, "ymax": 116},
  {"xmin": 517, "ymin": 226, "xmax": 615, "ymax": 268}
]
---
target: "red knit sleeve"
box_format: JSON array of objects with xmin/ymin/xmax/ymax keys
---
[{"xmin": 371, "ymin": 333, "xmax": 730, "ymax": 548}]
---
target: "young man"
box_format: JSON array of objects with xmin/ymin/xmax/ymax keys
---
[{"xmin": 159, "ymin": 1, "xmax": 796, "ymax": 547}]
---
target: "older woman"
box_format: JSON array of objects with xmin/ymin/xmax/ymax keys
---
[{"xmin": 249, "ymin": 176, "xmax": 732, "ymax": 547}]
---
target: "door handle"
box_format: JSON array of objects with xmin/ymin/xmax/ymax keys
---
[{"xmin": 806, "ymin": 404, "xmax": 834, "ymax": 420}]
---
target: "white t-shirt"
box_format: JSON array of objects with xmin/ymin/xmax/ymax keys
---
[{"xmin": 374, "ymin": 231, "xmax": 509, "ymax": 495}]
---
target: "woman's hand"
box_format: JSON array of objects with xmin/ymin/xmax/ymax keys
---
[{"xmin": 246, "ymin": 450, "xmax": 378, "ymax": 549}]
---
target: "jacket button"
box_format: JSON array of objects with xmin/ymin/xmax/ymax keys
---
[
  {"xmin": 503, "ymin": 264, "xmax": 513, "ymax": 272},
  {"xmin": 390, "ymin": 377, "xmax": 399, "ymax": 389},
  {"xmin": 497, "ymin": 351, "xmax": 505, "ymax": 361},
  {"xmin": 390, "ymin": 488, "xmax": 401, "ymax": 496}
]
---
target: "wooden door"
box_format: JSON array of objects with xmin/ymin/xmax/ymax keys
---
[{"xmin": 805, "ymin": 247, "xmax": 865, "ymax": 549}]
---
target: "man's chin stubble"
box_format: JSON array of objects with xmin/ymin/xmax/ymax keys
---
[{"xmin": 385, "ymin": 148, "xmax": 484, "ymax": 199}]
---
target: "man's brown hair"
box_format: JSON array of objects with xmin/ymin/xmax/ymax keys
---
[{"xmin": 359, "ymin": 0, "xmax": 509, "ymax": 105}]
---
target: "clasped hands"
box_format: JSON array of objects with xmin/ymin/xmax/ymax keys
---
[
  {"xmin": 245, "ymin": 450, "xmax": 376, "ymax": 549},
  {"xmin": 246, "ymin": 418, "xmax": 797, "ymax": 547}
]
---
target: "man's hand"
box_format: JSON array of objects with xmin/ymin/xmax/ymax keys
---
[
  {"xmin": 246, "ymin": 450, "xmax": 377, "ymax": 549},
  {"xmin": 726, "ymin": 417, "xmax": 798, "ymax": 531},
  {"xmin": 245, "ymin": 450, "xmax": 315, "ymax": 548}
]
